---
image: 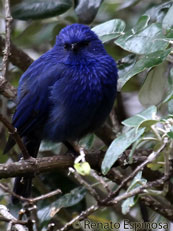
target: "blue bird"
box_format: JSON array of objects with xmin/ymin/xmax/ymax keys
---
[{"xmin": 4, "ymin": 24, "xmax": 118, "ymax": 201}]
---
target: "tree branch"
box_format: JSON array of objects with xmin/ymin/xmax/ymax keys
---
[
  {"xmin": 141, "ymin": 195, "xmax": 173, "ymax": 221},
  {"xmin": 0, "ymin": 1, "xmax": 33, "ymax": 99},
  {"xmin": 0, "ymin": 205, "xmax": 26, "ymax": 231},
  {"xmin": 0, "ymin": 183, "xmax": 62, "ymax": 203},
  {"xmin": 1, "ymin": 0, "xmax": 12, "ymax": 78},
  {"xmin": 0, "ymin": 149, "xmax": 173, "ymax": 222},
  {"xmin": 57, "ymin": 174, "xmax": 173, "ymax": 231},
  {"xmin": 58, "ymin": 204, "xmax": 99, "ymax": 231},
  {"xmin": 0, "ymin": 149, "xmax": 165, "ymax": 179},
  {"xmin": 0, "ymin": 0, "xmax": 16, "ymax": 99},
  {"xmin": 0, "ymin": 34, "xmax": 33, "ymax": 99},
  {"xmin": 101, "ymin": 140, "xmax": 168, "ymax": 205},
  {"xmin": 0, "ymin": 36, "xmax": 33, "ymax": 72},
  {"xmin": 0, "ymin": 113, "xmax": 30, "ymax": 159}
]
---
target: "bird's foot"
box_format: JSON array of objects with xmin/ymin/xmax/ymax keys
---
[{"xmin": 74, "ymin": 147, "xmax": 86, "ymax": 163}]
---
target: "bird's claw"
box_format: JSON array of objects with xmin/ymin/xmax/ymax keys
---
[{"xmin": 74, "ymin": 147, "xmax": 86, "ymax": 163}]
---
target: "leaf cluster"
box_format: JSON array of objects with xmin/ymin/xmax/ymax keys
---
[{"xmin": 1, "ymin": 0, "xmax": 173, "ymax": 230}]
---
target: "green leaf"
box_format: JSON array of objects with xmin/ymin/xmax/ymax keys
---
[
  {"xmin": 128, "ymin": 171, "xmax": 146, "ymax": 190},
  {"xmin": 75, "ymin": 0, "xmax": 103, "ymax": 24},
  {"xmin": 147, "ymin": 153, "xmax": 164, "ymax": 171},
  {"xmin": 162, "ymin": 5, "xmax": 173, "ymax": 29},
  {"xmin": 138, "ymin": 62, "xmax": 168, "ymax": 107},
  {"xmin": 133, "ymin": 15, "xmax": 150, "ymax": 33},
  {"xmin": 117, "ymin": 54, "xmax": 136, "ymax": 77},
  {"xmin": 117, "ymin": 0, "xmax": 142, "ymax": 11},
  {"xmin": 39, "ymin": 141, "xmax": 62, "ymax": 155},
  {"xmin": 162, "ymin": 67, "xmax": 173, "ymax": 104},
  {"xmin": 118, "ymin": 49, "xmax": 171, "ymax": 90},
  {"xmin": 117, "ymin": 55, "xmax": 139, "ymax": 92},
  {"xmin": 139, "ymin": 120, "xmax": 158, "ymax": 130},
  {"xmin": 122, "ymin": 106, "xmax": 157, "ymax": 128},
  {"xmin": 167, "ymin": 131, "xmax": 173, "ymax": 139},
  {"xmin": 122, "ymin": 196, "xmax": 137, "ymax": 215},
  {"xmin": 166, "ymin": 67, "xmax": 173, "ymax": 114},
  {"xmin": 128, "ymin": 138, "xmax": 143, "ymax": 164},
  {"xmin": 166, "ymin": 28, "xmax": 173, "ymax": 39},
  {"xmin": 163, "ymin": 92, "xmax": 173, "ymax": 104},
  {"xmin": 122, "ymin": 171, "xmax": 147, "ymax": 214},
  {"xmin": 145, "ymin": 1, "xmax": 173, "ymax": 23},
  {"xmin": 92, "ymin": 19, "xmax": 126, "ymax": 43},
  {"xmin": 38, "ymin": 187, "xmax": 86, "ymax": 223},
  {"xmin": 12, "ymin": 0, "xmax": 72, "ymax": 20},
  {"xmin": 79, "ymin": 134, "xmax": 95, "ymax": 150},
  {"xmin": 115, "ymin": 22, "xmax": 169, "ymax": 55},
  {"xmin": 168, "ymin": 99, "xmax": 173, "ymax": 114},
  {"xmin": 53, "ymin": 186, "xmax": 86, "ymax": 208},
  {"xmin": 101, "ymin": 128, "xmax": 145, "ymax": 175},
  {"xmin": 168, "ymin": 67, "xmax": 173, "ymax": 86},
  {"xmin": 13, "ymin": 22, "xmax": 59, "ymax": 47}
]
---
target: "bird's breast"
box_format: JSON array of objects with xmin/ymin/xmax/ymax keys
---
[
  {"xmin": 44, "ymin": 55, "xmax": 117, "ymax": 142},
  {"xmin": 44, "ymin": 64, "xmax": 105, "ymax": 141}
]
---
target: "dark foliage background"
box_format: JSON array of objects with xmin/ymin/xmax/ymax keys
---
[{"xmin": 0, "ymin": 0, "xmax": 173, "ymax": 230}]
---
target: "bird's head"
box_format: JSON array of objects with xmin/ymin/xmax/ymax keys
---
[{"xmin": 54, "ymin": 24, "xmax": 106, "ymax": 64}]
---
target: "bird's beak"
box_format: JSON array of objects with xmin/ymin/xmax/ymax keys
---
[{"xmin": 71, "ymin": 43, "xmax": 78, "ymax": 51}]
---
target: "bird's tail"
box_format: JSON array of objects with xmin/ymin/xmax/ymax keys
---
[
  {"xmin": 12, "ymin": 175, "xmax": 33, "ymax": 203},
  {"xmin": 11, "ymin": 135, "xmax": 41, "ymax": 203}
]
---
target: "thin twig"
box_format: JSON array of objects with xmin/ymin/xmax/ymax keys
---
[
  {"xmin": 0, "ymin": 183, "xmax": 61, "ymax": 203},
  {"xmin": 141, "ymin": 195, "xmax": 173, "ymax": 221},
  {"xmin": 109, "ymin": 108, "xmax": 121, "ymax": 133},
  {"xmin": 57, "ymin": 204, "xmax": 99, "ymax": 231},
  {"xmin": 0, "ymin": 216, "xmax": 27, "ymax": 225},
  {"xmin": 110, "ymin": 174, "xmax": 170, "ymax": 205},
  {"xmin": 0, "ymin": 0, "xmax": 16, "ymax": 99},
  {"xmin": 90, "ymin": 169, "xmax": 111, "ymax": 193},
  {"xmin": 69, "ymin": 168, "xmax": 101, "ymax": 202},
  {"xmin": 47, "ymin": 223, "xmax": 55, "ymax": 231},
  {"xmin": 29, "ymin": 188, "xmax": 62, "ymax": 203},
  {"xmin": 2, "ymin": 0, "xmax": 12, "ymax": 78},
  {"xmin": 23, "ymin": 204, "xmax": 35, "ymax": 231},
  {"xmin": 0, "ymin": 113, "xmax": 30, "ymax": 159},
  {"xmin": 0, "ymin": 182, "xmax": 31, "ymax": 202},
  {"xmin": 57, "ymin": 174, "xmax": 170, "ymax": 231},
  {"xmin": 0, "ymin": 205, "xmax": 26, "ymax": 231},
  {"xmin": 101, "ymin": 140, "xmax": 167, "ymax": 205},
  {"xmin": 0, "ymin": 76, "xmax": 16, "ymax": 98},
  {"xmin": 0, "ymin": 35, "xmax": 33, "ymax": 72}
]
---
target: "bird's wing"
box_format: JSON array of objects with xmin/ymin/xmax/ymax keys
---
[{"xmin": 4, "ymin": 56, "xmax": 65, "ymax": 153}]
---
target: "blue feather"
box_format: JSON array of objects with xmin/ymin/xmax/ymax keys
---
[{"xmin": 5, "ymin": 23, "xmax": 118, "ymax": 199}]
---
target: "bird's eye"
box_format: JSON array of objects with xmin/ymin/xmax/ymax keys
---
[{"xmin": 64, "ymin": 43, "xmax": 71, "ymax": 50}]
